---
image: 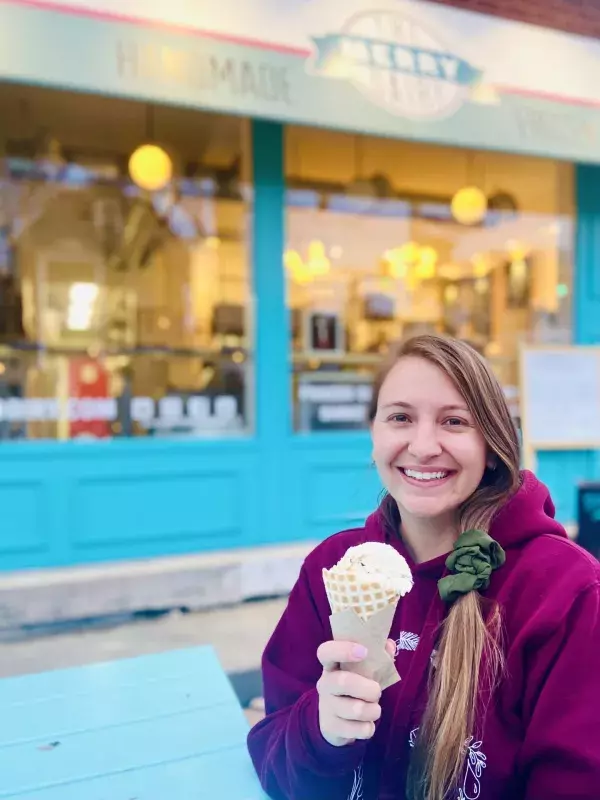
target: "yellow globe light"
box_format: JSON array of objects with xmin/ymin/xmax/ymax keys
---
[
  {"xmin": 506, "ymin": 240, "xmax": 530, "ymax": 261},
  {"xmin": 383, "ymin": 249, "xmax": 406, "ymax": 279},
  {"xmin": 307, "ymin": 240, "xmax": 331, "ymax": 276},
  {"xmin": 284, "ymin": 249, "xmax": 302, "ymax": 272},
  {"xmin": 406, "ymin": 266, "xmax": 420, "ymax": 292},
  {"xmin": 285, "ymin": 250, "xmax": 313, "ymax": 284},
  {"xmin": 451, "ymin": 186, "xmax": 487, "ymax": 226},
  {"xmin": 294, "ymin": 264, "xmax": 313, "ymax": 284},
  {"xmin": 389, "ymin": 260, "xmax": 407, "ymax": 279},
  {"xmin": 419, "ymin": 246, "xmax": 438, "ymax": 266},
  {"xmin": 416, "ymin": 245, "xmax": 438, "ymax": 279},
  {"xmin": 129, "ymin": 144, "xmax": 173, "ymax": 191},
  {"xmin": 399, "ymin": 241, "xmax": 420, "ymax": 264},
  {"xmin": 471, "ymin": 253, "xmax": 489, "ymax": 278},
  {"xmin": 444, "ymin": 284, "xmax": 459, "ymax": 304}
]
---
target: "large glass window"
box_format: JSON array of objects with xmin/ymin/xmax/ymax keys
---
[
  {"xmin": 285, "ymin": 127, "xmax": 574, "ymax": 433},
  {"xmin": 0, "ymin": 84, "xmax": 252, "ymax": 441}
]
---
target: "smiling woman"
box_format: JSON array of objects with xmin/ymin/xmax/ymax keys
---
[
  {"xmin": 367, "ymin": 334, "xmax": 519, "ymax": 798},
  {"xmin": 248, "ymin": 333, "xmax": 600, "ymax": 800}
]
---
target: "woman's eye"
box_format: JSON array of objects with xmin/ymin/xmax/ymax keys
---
[
  {"xmin": 389, "ymin": 413, "xmax": 410, "ymax": 424},
  {"xmin": 444, "ymin": 417, "xmax": 467, "ymax": 427}
]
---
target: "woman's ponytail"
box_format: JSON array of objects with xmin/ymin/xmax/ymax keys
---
[{"xmin": 408, "ymin": 590, "xmax": 503, "ymax": 800}]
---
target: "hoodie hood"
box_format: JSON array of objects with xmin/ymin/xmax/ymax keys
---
[{"xmin": 491, "ymin": 469, "xmax": 567, "ymax": 547}]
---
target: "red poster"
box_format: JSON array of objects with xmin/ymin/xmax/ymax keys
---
[{"xmin": 68, "ymin": 359, "xmax": 112, "ymax": 439}]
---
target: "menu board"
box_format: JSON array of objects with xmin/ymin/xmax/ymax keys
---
[{"xmin": 520, "ymin": 346, "xmax": 600, "ymax": 456}]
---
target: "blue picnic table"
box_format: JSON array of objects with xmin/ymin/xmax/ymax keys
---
[{"xmin": 0, "ymin": 646, "xmax": 268, "ymax": 799}]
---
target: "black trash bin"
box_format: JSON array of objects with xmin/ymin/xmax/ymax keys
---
[{"xmin": 576, "ymin": 482, "xmax": 600, "ymax": 560}]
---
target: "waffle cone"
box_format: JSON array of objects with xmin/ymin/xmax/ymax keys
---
[{"xmin": 323, "ymin": 567, "xmax": 400, "ymax": 622}]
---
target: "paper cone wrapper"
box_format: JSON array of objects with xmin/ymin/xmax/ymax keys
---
[
  {"xmin": 323, "ymin": 568, "xmax": 400, "ymax": 690},
  {"xmin": 328, "ymin": 602, "xmax": 400, "ymax": 690}
]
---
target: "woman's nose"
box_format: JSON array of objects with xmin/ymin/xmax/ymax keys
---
[{"xmin": 407, "ymin": 423, "xmax": 443, "ymax": 461}]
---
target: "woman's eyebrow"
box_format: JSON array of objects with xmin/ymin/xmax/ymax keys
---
[{"xmin": 380, "ymin": 401, "xmax": 470, "ymax": 413}]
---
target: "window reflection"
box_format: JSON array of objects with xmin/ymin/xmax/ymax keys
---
[
  {"xmin": 0, "ymin": 84, "xmax": 252, "ymax": 441},
  {"xmin": 286, "ymin": 128, "xmax": 573, "ymax": 433}
]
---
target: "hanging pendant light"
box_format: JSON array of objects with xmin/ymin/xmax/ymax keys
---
[
  {"xmin": 451, "ymin": 153, "xmax": 487, "ymax": 226},
  {"xmin": 129, "ymin": 144, "xmax": 173, "ymax": 192},
  {"xmin": 451, "ymin": 186, "xmax": 488, "ymax": 226},
  {"xmin": 128, "ymin": 105, "xmax": 173, "ymax": 192}
]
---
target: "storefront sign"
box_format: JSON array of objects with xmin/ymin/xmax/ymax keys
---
[
  {"xmin": 116, "ymin": 41, "xmax": 291, "ymax": 106},
  {"xmin": 309, "ymin": 12, "xmax": 483, "ymax": 121},
  {"xmin": 2, "ymin": 0, "xmax": 600, "ymax": 162}
]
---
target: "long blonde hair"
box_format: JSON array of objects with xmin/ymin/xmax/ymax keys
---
[{"xmin": 369, "ymin": 335, "xmax": 521, "ymax": 800}]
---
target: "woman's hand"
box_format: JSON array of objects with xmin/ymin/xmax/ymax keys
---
[{"xmin": 316, "ymin": 639, "xmax": 396, "ymax": 747}]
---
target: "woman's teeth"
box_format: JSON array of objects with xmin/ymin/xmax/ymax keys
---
[{"xmin": 403, "ymin": 469, "xmax": 449, "ymax": 481}]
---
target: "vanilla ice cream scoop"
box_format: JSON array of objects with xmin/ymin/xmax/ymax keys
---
[
  {"xmin": 335, "ymin": 542, "xmax": 413, "ymax": 595},
  {"xmin": 323, "ymin": 542, "xmax": 413, "ymax": 622}
]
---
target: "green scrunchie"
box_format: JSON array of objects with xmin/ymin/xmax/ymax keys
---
[{"xmin": 438, "ymin": 529, "xmax": 506, "ymax": 604}]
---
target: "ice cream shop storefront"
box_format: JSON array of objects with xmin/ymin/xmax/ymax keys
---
[{"xmin": 0, "ymin": 0, "xmax": 600, "ymax": 574}]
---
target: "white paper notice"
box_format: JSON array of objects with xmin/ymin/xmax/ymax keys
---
[{"xmin": 522, "ymin": 349, "xmax": 600, "ymax": 446}]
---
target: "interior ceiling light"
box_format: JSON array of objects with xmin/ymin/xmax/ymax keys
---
[
  {"xmin": 129, "ymin": 143, "xmax": 173, "ymax": 192},
  {"xmin": 451, "ymin": 186, "xmax": 488, "ymax": 226},
  {"xmin": 128, "ymin": 105, "xmax": 174, "ymax": 192}
]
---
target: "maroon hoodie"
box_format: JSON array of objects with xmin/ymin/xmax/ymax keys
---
[{"xmin": 247, "ymin": 471, "xmax": 600, "ymax": 800}]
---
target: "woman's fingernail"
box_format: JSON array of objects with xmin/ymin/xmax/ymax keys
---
[{"xmin": 352, "ymin": 645, "xmax": 368, "ymax": 660}]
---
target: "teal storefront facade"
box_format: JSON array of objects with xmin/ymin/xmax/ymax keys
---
[{"xmin": 0, "ymin": 0, "xmax": 600, "ymax": 572}]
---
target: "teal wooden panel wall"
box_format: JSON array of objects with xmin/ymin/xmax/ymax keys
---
[{"xmin": 0, "ymin": 144, "xmax": 597, "ymax": 571}]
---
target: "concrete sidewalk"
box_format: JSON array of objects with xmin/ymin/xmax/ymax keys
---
[
  {"xmin": 0, "ymin": 597, "xmax": 286, "ymax": 678},
  {"xmin": 0, "ymin": 542, "xmax": 313, "ymax": 630},
  {"xmin": 0, "ymin": 543, "xmax": 304, "ymax": 730},
  {"xmin": 0, "ymin": 597, "xmax": 286, "ymax": 725}
]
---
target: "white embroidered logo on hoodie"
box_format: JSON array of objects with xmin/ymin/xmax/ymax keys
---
[
  {"xmin": 409, "ymin": 728, "xmax": 487, "ymax": 800},
  {"xmin": 347, "ymin": 763, "xmax": 364, "ymax": 800},
  {"xmin": 395, "ymin": 631, "xmax": 420, "ymax": 654}
]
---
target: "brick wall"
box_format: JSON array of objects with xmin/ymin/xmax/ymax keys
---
[{"xmin": 427, "ymin": 0, "xmax": 600, "ymax": 39}]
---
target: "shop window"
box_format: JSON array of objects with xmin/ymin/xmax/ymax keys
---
[
  {"xmin": 0, "ymin": 84, "xmax": 252, "ymax": 441},
  {"xmin": 286, "ymin": 127, "xmax": 574, "ymax": 433}
]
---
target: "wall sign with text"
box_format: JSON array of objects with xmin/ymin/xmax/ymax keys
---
[
  {"xmin": 296, "ymin": 379, "xmax": 373, "ymax": 432},
  {"xmin": 1, "ymin": 0, "xmax": 600, "ymax": 163},
  {"xmin": 0, "ymin": 393, "xmax": 244, "ymax": 440}
]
